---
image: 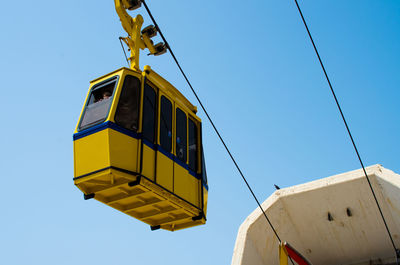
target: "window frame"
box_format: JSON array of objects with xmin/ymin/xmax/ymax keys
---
[
  {"xmin": 175, "ymin": 107, "xmax": 188, "ymax": 164},
  {"xmin": 158, "ymin": 94, "xmax": 173, "ymax": 153},
  {"xmin": 141, "ymin": 81, "xmax": 158, "ymax": 143},
  {"xmin": 114, "ymin": 74, "xmax": 141, "ymax": 132},
  {"xmin": 188, "ymin": 117, "xmax": 199, "ymax": 172},
  {"xmin": 78, "ymin": 76, "xmax": 119, "ymax": 131}
]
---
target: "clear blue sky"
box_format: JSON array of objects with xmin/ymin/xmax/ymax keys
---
[{"xmin": 1, "ymin": 1, "xmax": 399, "ymax": 264}]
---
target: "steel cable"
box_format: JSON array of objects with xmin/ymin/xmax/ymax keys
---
[
  {"xmin": 140, "ymin": 0, "xmax": 284, "ymax": 245},
  {"xmin": 119, "ymin": 37, "xmax": 130, "ymax": 67},
  {"xmin": 293, "ymin": 0, "xmax": 399, "ymax": 262}
]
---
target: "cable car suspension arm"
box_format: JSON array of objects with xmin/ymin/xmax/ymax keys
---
[{"xmin": 114, "ymin": 0, "xmax": 166, "ymax": 70}]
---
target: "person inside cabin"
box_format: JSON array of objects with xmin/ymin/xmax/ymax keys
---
[
  {"xmin": 177, "ymin": 136, "xmax": 184, "ymax": 160},
  {"xmin": 94, "ymin": 90, "xmax": 112, "ymax": 103},
  {"xmin": 117, "ymin": 105, "xmax": 138, "ymax": 131},
  {"xmin": 115, "ymin": 94, "xmax": 139, "ymax": 131},
  {"xmin": 102, "ymin": 91, "xmax": 112, "ymax": 100}
]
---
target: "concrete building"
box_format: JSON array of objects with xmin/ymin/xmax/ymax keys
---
[{"xmin": 232, "ymin": 165, "xmax": 400, "ymax": 265}]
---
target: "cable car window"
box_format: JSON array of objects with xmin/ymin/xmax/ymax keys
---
[
  {"xmin": 201, "ymin": 148, "xmax": 207, "ymax": 184},
  {"xmin": 188, "ymin": 118, "xmax": 197, "ymax": 171},
  {"xmin": 160, "ymin": 96, "xmax": 172, "ymax": 152},
  {"xmin": 79, "ymin": 77, "xmax": 117, "ymax": 130},
  {"xmin": 176, "ymin": 108, "xmax": 187, "ymax": 163},
  {"xmin": 142, "ymin": 83, "xmax": 156, "ymax": 142},
  {"xmin": 115, "ymin": 75, "xmax": 140, "ymax": 131}
]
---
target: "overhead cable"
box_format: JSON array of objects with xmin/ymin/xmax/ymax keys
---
[
  {"xmin": 292, "ymin": 0, "xmax": 399, "ymax": 262},
  {"xmin": 140, "ymin": 0, "xmax": 284, "ymax": 244}
]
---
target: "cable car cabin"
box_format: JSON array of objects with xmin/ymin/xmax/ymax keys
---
[{"xmin": 73, "ymin": 66, "xmax": 208, "ymax": 231}]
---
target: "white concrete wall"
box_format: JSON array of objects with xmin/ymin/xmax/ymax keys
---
[{"xmin": 232, "ymin": 165, "xmax": 400, "ymax": 265}]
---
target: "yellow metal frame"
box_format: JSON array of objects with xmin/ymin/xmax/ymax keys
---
[
  {"xmin": 279, "ymin": 242, "xmax": 289, "ymax": 265},
  {"xmin": 279, "ymin": 242, "xmax": 312, "ymax": 265},
  {"xmin": 114, "ymin": 0, "xmax": 161, "ymax": 70}
]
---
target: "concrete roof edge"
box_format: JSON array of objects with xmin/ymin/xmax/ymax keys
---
[
  {"xmin": 273, "ymin": 164, "xmax": 384, "ymax": 197},
  {"xmin": 238, "ymin": 164, "xmax": 389, "ymax": 228}
]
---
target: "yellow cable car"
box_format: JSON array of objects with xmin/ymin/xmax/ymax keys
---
[{"xmin": 73, "ymin": 0, "xmax": 208, "ymax": 231}]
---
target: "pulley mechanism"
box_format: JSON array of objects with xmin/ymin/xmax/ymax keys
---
[
  {"xmin": 122, "ymin": 0, "xmax": 141, "ymax": 10},
  {"xmin": 115, "ymin": 0, "xmax": 167, "ymax": 70}
]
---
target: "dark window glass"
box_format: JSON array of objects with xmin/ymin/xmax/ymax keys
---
[
  {"xmin": 176, "ymin": 108, "xmax": 187, "ymax": 163},
  {"xmin": 79, "ymin": 78, "xmax": 117, "ymax": 130},
  {"xmin": 160, "ymin": 96, "xmax": 172, "ymax": 152},
  {"xmin": 115, "ymin": 75, "xmax": 140, "ymax": 131},
  {"xmin": 201, "ymin": 147, "xmax": 207, "ymax": 184},
  {"xmin": 188, "ymin": 119, "xmax": 197, "ymax": 171},
  {"xmin": 142, "ymin": 83, "xmax": 156, "ymax": 142}
]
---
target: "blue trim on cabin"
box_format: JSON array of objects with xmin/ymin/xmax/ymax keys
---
[
  {"xmin": 108, "ymin": 122, "xmax": 141, "ymax": 139},
  {"xmin": 73, "ymin": 121, "xmax": 141, "ymax": 141},
  {"xmin": 157, "ymin": 145, "xmax": 175, "ymax": 161},
  {"xmin": 73, "ymin": 121, "xmax": 207, "ymax": 188},
  {"xmin": 74, "ymin": 122, "xmax": 108, "ymax": 140},
  {"xmin": 73, "ymin": 166, "xmax": 139, "ymax": 181},
  {"xmin": 188, "ymin": 169, "xmax": 196, "ymax": 178},
  {"xmin": 142, "ymin": 138, "xmax": 157, "ymax": 150},
  {"xmin": 174, "ymin": 156, "xmax": 189, "ymax": 171}
]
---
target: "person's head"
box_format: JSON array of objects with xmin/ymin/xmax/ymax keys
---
[{"xmin": 102, "ymin": 91, "xmax": 112, "ymax": 99}]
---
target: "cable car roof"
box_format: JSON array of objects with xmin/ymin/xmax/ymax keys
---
[
  {"xmin": 90, "ymin": 66, "xmax": 198, "ymax": 115},
  {"xmin": 90, "ymin": 68, "xmax": 126, "ymax": 84},
  {"xmin": 143, "ymin": 65, "xmax": 198, "ymax": 114}
]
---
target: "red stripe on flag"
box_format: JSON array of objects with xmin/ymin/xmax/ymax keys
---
[{"xmin": 284, "ymin": 243, "xmax": 311, "ymax": 265}]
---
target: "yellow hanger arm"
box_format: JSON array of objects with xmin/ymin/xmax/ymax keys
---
[{"xmin": 115, "ymin": 0, "xmax": 146, "ymax": 70}]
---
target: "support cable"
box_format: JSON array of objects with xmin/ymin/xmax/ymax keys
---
[
  {"xmin": 140, "ymin": 0, "xmax": 284, "ymax": 245},
  {"xmin": 293, "ymin": 0, "xmax": 399, "ymax": 262},
  {"xmin": 119, "ymin": 37, "xmax": 130, "ymax": 67}
]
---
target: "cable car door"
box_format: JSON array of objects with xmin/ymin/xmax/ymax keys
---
[
  {"xmin": 156, "ymin": 93, "xmax": 174, "ymax": 192},
  {"xmin": 139, "ymin": 80, "xmax": 157, "ymax": 181},
  {"xmin": 174, "ymin": 108, "xmax": 200, "ymax": 207}
]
